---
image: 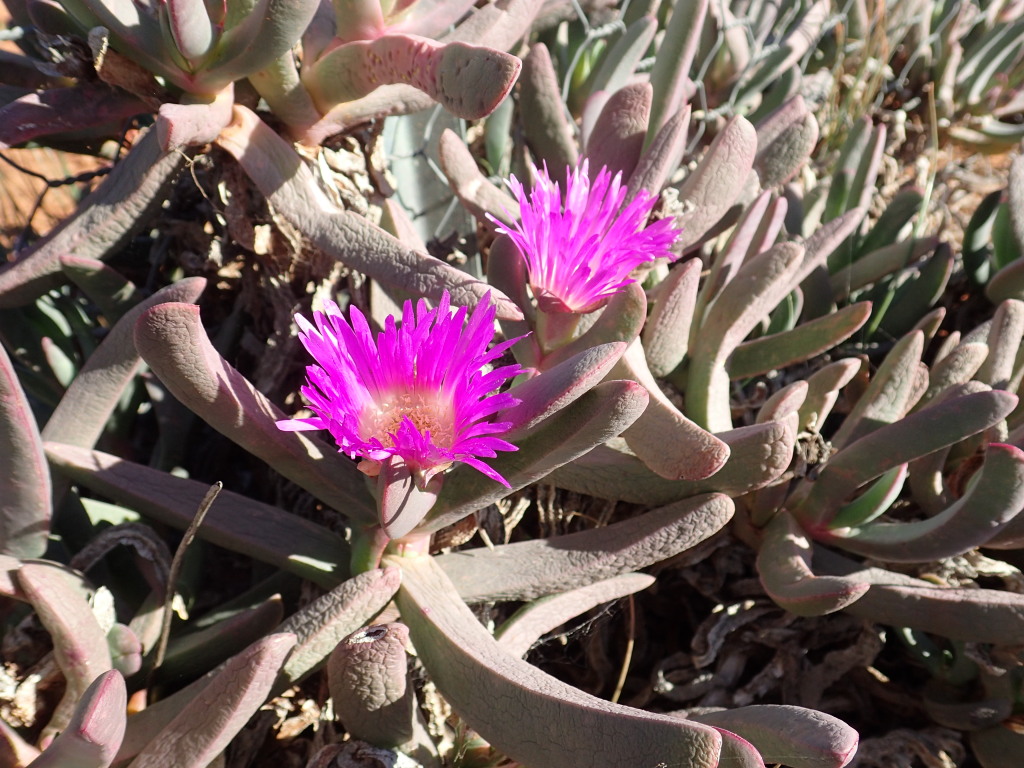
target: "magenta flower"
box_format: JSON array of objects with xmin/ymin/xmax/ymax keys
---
[
  {"xmin": 278, "ymin": 291, "xmax": 524, "ymax": 488},
  {"xmin": 489, "ymin": 160, "xmax": 682, "ymax": 314}
]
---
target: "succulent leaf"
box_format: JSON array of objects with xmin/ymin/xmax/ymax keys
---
[
  {"xmin": 794, "ymin": 390, "xmax": 1018, "ymax": 528},
  {"xmin": 826, "ymin": 444, "xmax": 1024, "ymax": 561},
  {"xmin": 520, "ymin": 44, "xmax": 578, "ymax": 178},
  {"xmin": 689, "ymin": 705, "xmax": 858, "ymax": 768},
  {"xmin": 495, "ymin": 573, "xmax": 654, "ymax": 658},
  {"xmin": 0, "ymin": 343, "xmax": 51, "ymax": 558},
  {"xmin": 0, "ymin": 128, "xmax": 184, "ymax": 308},
  {"xmin": 550, "ymin": 420, "xmax": 794, "ymax": 505},
  {"xmin": 30, "ymin": 670, "xmax": 126, "ymax": 768},
  {"xmin": 585, "ymin": 83, "xmax": 652, "ymax": 181},
  {"xmin": 216, "ymin": 106, "xmax": 521, "ymax": 319},
  {"xmin": 129, "ymin": 634, "xmax": 296, "ymax": 767},
  {"xmin": 757, "ymin": 511, "xmax": 871, "ymax": 617},
  {"xmin": 421, "ymin": 380, "xmax": 649, "ymax": 533},
  {"xmin": 645, "ymin": 0, "xmax": 707, "ymax": 148},
  {"xmin": 17, "ymin": 562, "xmax": 114, "ymax": 741},
  {"xmin": 304, "ymin": 35, "xmax": 521, "ymax": 120},
  {"xmin": 328, "ymin": 623, "xmax": 416, "ymax": 748},
  {"xmin": 439, "ymin": 494, "xmax": 732, "ymax": 604},
  {"xmin": 617, "ymin": 336, "xmax": 732, "ymax": 481},
  {"xmin": 728, "ymin": 302, "xmax": 872, "ymax": 381},
  {"xmin": 133, "ymin": 302, "xmax": 374, "ymax": 522},
  {"xmin": 675, "ymin": 116, "xmax": 758, "ymax": 251},
  {"xmin": 44, "ymin": 442, "xmax": 350, "ymax": 587},
  {"xmin": 394, "ymin": 553, "xmax": 724, "ymax": 768}
]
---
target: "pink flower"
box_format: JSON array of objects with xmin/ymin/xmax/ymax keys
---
[
  {"xmin": 489, "ymin": 160, "xmax": 682, "ymax": 314},
  {"xmin": 278, "ymin": 291, "xmax": 523, "ymax": 487}
]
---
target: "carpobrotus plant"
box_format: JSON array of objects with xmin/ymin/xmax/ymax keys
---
[{"xmin": 3, "ymin": 1, "xmax": 1024, "ymax": 767}]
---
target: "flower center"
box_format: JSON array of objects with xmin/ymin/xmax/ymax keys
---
[{"xmin": 362, "ymin": 391, "xmax": 455, "ymax": 449}]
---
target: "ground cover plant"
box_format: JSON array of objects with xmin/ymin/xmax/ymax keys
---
[{"xmin": 2, "ymin": 0, "xmax": 1024, "ymax": 766}]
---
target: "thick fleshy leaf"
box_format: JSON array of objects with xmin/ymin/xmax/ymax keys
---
[
  {"xmin": 687, "ymin": 242, "xmax": 805, "ymax": 431},
  {"xmin": 711, "ymin": 728, "xmax": 766, "ymax": 768},
  {"xmin": 729, "ymin": 302, "xmax": 871, "ymax": 380},
  {"xmin": 794, "ymin": 390, "xmax": 1018, "ymax": 529},
  {"xmin": 550, "ymin": 420, "xmax": 794, "ymax": 505},
  {"xmin": 44, "ymin": 443, "xmax": 349, "ymax": 587},
  {"xmin": 0, "ymin": 128, "xmax": 184, "ymax": 308},
  {"xmin": 816, "ymin": 548, "xmax": 1024, "ymax": 645},
  {"xmin": 586, "ymin": 16, "xmax": 657, "ymax": 104},
  {"xmin": 642, "ymin": 258, "xmax": 701, "ymax": 377},
  {"xmin": 298, "ymin": 0, "xmax": 543, "ymax": 143},
  {"xmin": 824, "ymin": 443, "xmax": 1024, "ymax": 561},
  {"xmin": 248, "ymin": 52, "xmax": 323, "ymax": 131},
  {"xmin": 757, "ymin": 511, "xmax": 870, "ymax": 617},
  {"xmin": 274, "ymin": 567, "xmax": 401, "ymax": 693},
  {"xmin": 828, "ymin": 331, "xmax": 925, "ymax": 450},
  {"xmin": 675, "ymin": 116, "xmax": 758, "ymax": 251},
  {"xmin": 830, "ymin": 237, "xmax": 939, "ymax": 298},
  {"xmin": 17, "ymin": 562, "xmax": 113, "ymax": 740},
  {"xmin": 690, "ymin": 705, "xmax": 858, "ymax": 768},
  {"xmin": 626, "ymin": 105, "xmax": 690, "ymax": 202},
  {"xmin": 129, "ymin": 634, "xmax": 296, "ymax": 767},
  {"xmin": 496, "ymin": 573, "xmax": 654, "ymax": 658},
  {"xmin": 618, "ymin": 337, "xmax": 731, "ymax": 480},
  {"xmin": 155, "ymin": 85, "xmax": 235, "ymax": 151},
  {"xmin": 42, "ymin": 278, "xmax": 206, "ymax": 450},
  {"xmin": 922, "ymin": 341, "xmax": 988, "ymax": 405},
  {"xmin": 30, "ymin": 670, "xmax": 126, "ymax": 768},
  {"xmin": 117, "ymin": 569, "xmax": 396, "ymax": 761},
  {"xmin": 987, "ymin": 255, "xmax": 1024, "ymax": 304},
  {"xmin": 394, "ymin": 554, "xmax": 724, "ymax": 768},
  {"xmin": 585, "ymin": 83, "xmax": 652, "ymax": 181},
  {"xmin": 520, "ymin": 43, "xmax": 577, "ymax": 177},
  {"xmin": 216, "ymin": 105, "xmax": 521, "ymax": 319},
  {"xmin": 159, "ymin": 597, "xmax": 284, "ymax": 682},
  {"xmin": 876, "ymin": 244, "xmax": 954, "ymax": 338},
  {"xmin": 645, "ymin": 0, "xmax": 707, "ymax": 147},
  {"xmin": 440, "ymin": 128, "xmax": 519, "ymax": 227},
  {"xmin": 0, "ymin": 343, "xmax": 51, "ymax": 557},
  {"xmin": 441, "ymin": 493, "xmax": 732, "ymax": 604},
  {"xmin": 753, "ymin": 96, "xmax": 819, "ymax": 188},
  {"xmin": 163, "ymin": 0, "xmax": 214, "ymax": 61},
  {"xmin": 422, "ymin": 380, "xmax": 649, "ymax": 533},
  {"xmin": 798, "ymin": 358, "xmax": 862, "ymax": 433},
  {"xmin": 328, "ymin": 623, "xmax": 415, "ymax": 748},
  {"xmin": 133, "ymin": 302, "xmax": 374, "ymax": 522},
  {"xmin": 304, "ymin": 35, "xmax": 520, "ymax": 120},
  {"xmin": 975, "ymin": 299, "xmax": 1024, "ymax": 389},
  {"xmin": 828, "ymin": 465, "xmax": 908, "ymax": 531},
  {"xmin": 698, "ymin": 191, "xmax": 785, "ymax": 317},
  {"xmin": 199, "ymin": 0, "xmax": 320, "ymax": 91},
  {"xmin": 59, "ymin": 256, "xmax": 143, "ymax": 322},
  {"xmin": 0, "ymin": 85, "xmax": 147, "ymax": 149},
  {"xmin": 497, "ymin": 342, "xmax": 626, "ymax": 438}
]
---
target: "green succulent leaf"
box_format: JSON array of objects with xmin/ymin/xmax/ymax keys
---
[{"xmin": 826, "ymin": 444, "xmax": 1024, "ymax": 561}]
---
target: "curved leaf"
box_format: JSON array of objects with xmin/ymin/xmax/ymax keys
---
[
  {"xmin": 439, "ymin": 493, "xmax": 733, "ymax": 603},
  {"xmin": 133, "ymin": 302, "xmax": 374, "ymax": 523},
  {"xmin": 394, "ymin": 554, "xmax": 723, "ymax": 768}
]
